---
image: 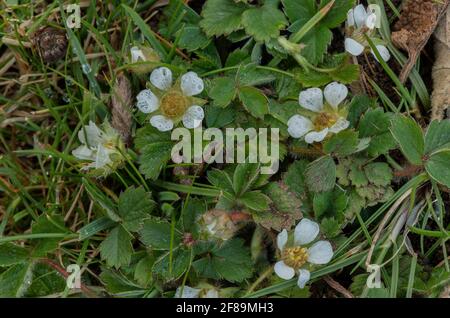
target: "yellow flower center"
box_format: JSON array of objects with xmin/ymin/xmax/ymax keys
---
[
  {"xmin": 160, "ymin": 91, "xmax": 188, "ymax": 119},
  {"xmin": 282, "ymin": 246, "xmax": 308, "ymax": 269},
  {"xmin": 313, "ymin": 112, "xmax": 338, "ymax": 131}
]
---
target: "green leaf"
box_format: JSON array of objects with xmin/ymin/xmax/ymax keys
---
[
  {"xmin": 139, "ymin": 219, "xmax": 180, "ymax": 250},
  {"xmin": 238, "ymin": 86, "xmax": 269, "ymax": 118},
  {"xmin": 135, "ymin": 126, "xmax": 174, "ymax": 180},
  {"xmin": 233, "ymin": 162, "xmax": 260, "ymax": 196},
  {"xmin": 199, "ymin": 0, "xmax": 248, "ymax": 37},
  {"xmin": 0, "ymin": 243, "xmax": 29, "ymax": 266},
  {"xmin": 152, "ymin": 248, "xmax": 190, "ymax": 280},
  {"xmin": 207, "ymin": 169, "xmax": 234, "ymax": 194},
  {"xmin": 329, "ymin": 63, "xmax": 360, "ymax": 84},
  {"xmin": 118, "ymin": 186, "xmax": 155, "ymax": 232},
  {"xmin": 282, "ymin": 0, "xmax": 316, "ymax": 24},
  {"xmin": 193, "ymin": 239, "xmax": 252, "ymax": 283},
  {"xmin": 283, "ymin": 160, "xmax": 308, "ymax": 198},
  {"xmin": 177, "ymin": 25, "xmax": 210, "ymax": 52},
  {"xmin": 319, "ymin": 0, "xmax": 355, "ymax": 28},
  {"xmin": 181, "ymin": 198, "xmax": 207, "ymax": 236},
  {"xmin": 31, "ymin": 215, "xmax": 67, "ymax": 257},
  {"xmin": 100, "ymin": 225, "xmax": 133, "ymax": 269},
  {"xmin": 358, "ymin": 108, "xmax": 396, "ymax": 157},
  {"xmin": 425, "ymin": 150, "xmax": 450, "ymax": 188},
  {"xmin": 239, "ymin": 191, "xmax": 271, "ymax": 212},
  {"xmin": 424, "ymin": 119, "xmax": 450, "ymax": 154},
  {"xmin": 364, "ymin": 162, "xmax": 393, "ymax": 187},
  {"xmin": 0, "ymin": 262, "xmax": 34, "ymax": 297},
  {"xmin": 305, "ymin": 155, "xmax": 336, "ymax": 193},
  {"xmin": 205, "ymin": 105, "xmax": 236, "ymax": 128},
  {"xmin": 320, "ymin": 217, "xmax": 341, "ymax": 238},
  {"xmin": 301, "ymin": 25, "xmax": 333, "ymax": 65},
  {"xmin": 390, "ymin": 115, "xmax": 424, "ymax": 165},
  {"xmin": 25, "ymin": 263, "xmax": 66, "ymax": 297},
  {"xmin": 313, "ymin": 188, "xmax": 347, "ymax": 221},
  {"xmin": 134, "ymin": 255, "xmax": 155, "ymax": 287},
  {"xmin": 208, "ymin": 77, "xmax": 236, "ymax": 108},
  {"xmin": 100, "ymin": 267, "xmax": 143, "ymax": 295},
  {"xmin": 323, "ymin": 130, "xmax": 359, "ymax": 156},
  {"xmin": 241, "ymin": 4, "xmax": 287, "ymax": 42}
]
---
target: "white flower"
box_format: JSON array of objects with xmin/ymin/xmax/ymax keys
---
[
  {"xmin": 136, "ymin": 67, "xmax": 205, "ymax": 132},
  {"xmin": 287, "ymin": 82, "xmax": 350, "ymax": 144},
  {"xmin": 275, "ymin": 219, "xmax": 334, "ymax": 288},
  {"xmin": 345, "ymin": 4, "xmax": 390, "ymax": 62},
  {"xmin": 72, "ymin": 121, "xmax": 124, "ymax": 175}
]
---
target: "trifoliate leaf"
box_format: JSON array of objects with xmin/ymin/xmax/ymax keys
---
[
  {"xmin": 199, "ymin": 0, "xmax": 248, "ymax": 37},
  {"xmin": 424, "ymin": 119, "xmax": 450, "ymax": 154},
  {"xmin": 364, "ymin": 162, "xmax": 393, "ymax": 187},
  {"xmin": 323, "ymin": 130, "xmax": 359, "ymax": 156},
  {"xmin": 193, "ymin": 239, "xmax": 253, "ymax": 283},
  {"xmin": 305, "ymin": 155, "xmax": 336, "ymax": 193},
  {"xmin": 139, "ymin": 219, "xmax": 180, "ymax": 250},
  {"xmin": 100, "ymin": 225, "xmax": 133, "ymax": 269},
  {"xmin": 425, "ymin": 150, "xmax": 450, "ymax": 188},
  {"xmin": 238, "ymin": 86, "xmax": 269, "ymax": 118},
  {"xmin": 135, "ymin": 126, "xmax": 174, "ymax": 180},
  {"xmin": 208, "ymin": 77, "xmax": 237, "ymax": 108},
  {"xmin": 118, "ymin": 186, "xmax": 155, "ymax": 232},
  {"xmin": 241, "ymin": 4, "xmax": 287, "ymax": 42},
  {"xmin": 390, "ymin": 115, "xmax": 424, "ymax": 165},
  {"xmin": 0, "ymin": 243, "xmax": 29, "ymax": 266}
]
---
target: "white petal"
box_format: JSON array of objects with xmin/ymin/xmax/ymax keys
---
[
  {"xmin": 130, "ymin": 46, "xmax": 145, "ymax": 63},
  {"xmin": 182, "ymin": 105, "xmax": 204, "ymax": 129},
  {"xmin": 150, "ymin": 67, "xmax": 172, "ymax": 90},
  {"xmin": 175, "ymin": 286, "xmax": 201, "ymax": 298},
  {"xmin": 365, "ymin": 13, "xmax": 377, "ymax": 30},
  {"xmin": 287, "ymin": 115, "xmax": 313, "ymax": 138},
  {"xmin": 78, "ymin": 121, "xmax": 102, "ymax": 147},
  {"xmin": 297, "ymin": 269, "xmax": 311, "ymax": 288},
  {"xmin": 299, "ymin": 88, "xmax": 324, "ymax": 112},
  {"xmin": 324, "ymin": 82, "xmax": 348, "ymax": 108},
  {"xmin": 277, "ymin": 229, "xmax": 288, "ymax": 251},
  {"xmin": 353, "ymin": 4, "xmax": 368, "ymax": 29},
  {"xmin": 204, "ymin": 289, "xmax": 219, "ymax": 298},
  {"xmin": 308, "ymin": 240, "xmax": 334, "ymax": 265},
  {"xmin": 304, "ymin": 128, "xmax": 328, "ymax": 144},
  {"xmin": 274, "ymin": 261, "xmax": 295, "ymax": 280},
  {"xmin": 180, "ymin": 71, "xmax": 204, "ymax": 96},
  {"xmin": 95, "ymin": 144, "xmax": 112, "ymax": 169},
  {"xmin": 371, "ymin": 45, "xmax": 391, "ymax": 62},
  {"xmin": 345, "ymin": 38, "xmax": 365, "ymax": 56},
  {"xmin": 150, "ymin": 115, "xmax": 174, "ymax": 132},
  {"xmin": 136, "ymin": 89, "xmax": 159, "ymax": 113},
  {"xmin": 72, "ymin": 145, "xmax": 95, "ymax": 160},
  {"xmin": 347, "ymin": 9, "xmax": 355, "ymax": 27},
  {"xmin": 329, "ymin": 117, "xmax": 350, "ymax": 134},
  {"xmin": 294, "ymin": 218, "xmax": 320, "ymax": 245}
]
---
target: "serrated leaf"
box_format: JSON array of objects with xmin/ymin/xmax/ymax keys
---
[
  {"xmin": 134, "ymin": 255, "xmax": 154, "ymax": 287},
  {"xmin": 31, "ymin": 215, "xmax": 67, "ymax": 257},
  {"xmin": 199, "ymin": 0, "xmax": 248, "ymax": 37},
  {"xmin": 207, "ymin": 169, "xmax": 234, "ymax": 194},
  {"xmin": 425, "ymin": 150, "xmax": 450, "ymax": 188},
  {"xmin": 364, "ymin": 162, "xmax": 393, "ymax": 187},
  {"xmin": 319, "ymin": 0, "xmax": 355, "ymax": 28},
  {"xmin": 282, "ymin": 0, "xmax": 316, "ymax": 24},
  {"xmin": 233, "ymin": 162, "xmax": 260, "ymax": 196},
  {"xmin": 390, "ymin": 115, "xmax": 424, "ymax": 165},
  {"xmin": 135, "ymin": 126, "xmax": 174, "ymax": 180},
  {"xmin": 193, "ymin": 239, "xmax": 252, "ymax": 283},
  {"xmin": 118, "ymin": 186, "xmax": 155, "ymax": 232},
  {"xmin": 305, "ymin": 155, "xmax": 336, "ymax": 193},
  {"xmin": 25, "ymin": 263, "xmax": 66, "ymax": 297},
  {"xmin": 205, "ymin": 105, "xmax": 236, "ymax": 128},
  {"xmin": 301, "ymin": 25, "xmax": 333, "ymax": 65},
  {"xmin": 100, "ymin": 225, "xmax": 133, "ymax": 269},
  {"xmin": 239, "ymin": 191, "xmax": 271, "ymax": 211},
  {"xmin": 359, "ymin": 108, "xmax": 396, "ymax": 157},
  {"xmin": 208, "ymin": 77, "xmax": 236, "ymax": 108},
  {"xmin": 424, "ymin": 119, "xmax": 450, "ymax": 154},
  {"xmin": 177, "ymin": 25, "xmax": 211, "ymax": 52},
  {"xmin": 152, "ymin": 248, "xmax": 190, "ymax": 280},
  {"xmin": 329, "ymin": 63, "xmax": 359, "ymax": 84},
  {"xmin": 323, "ymin": 130, "xmax": 359, "ymax": 156},
  {"xmin": 139, "ymin": 219, "xmax": 180, "ymax": 250},
  {"xmin": 313, "ymin": 188, "xmax": 347, "ymax": 221},
  {"xmin": 320, "ymin": 217, "xmax": 341, "ymax": 238},
  {"xmin": 238, "ymin": 86, "xmax": 269, "ymax": 118},
  {"xmin": 242, "ymin": 4, "xmax": 287, "ymax": 42}
]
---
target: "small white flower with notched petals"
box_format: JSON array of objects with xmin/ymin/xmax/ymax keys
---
[
  {"xmin": 135, "ymin": 67, "xmax": 206, "ymax": 132},
  {"xmin": 72, "ymin": 121, "xmax": 125, "ymax": 176},
  {"xmin": 287, "ymin": 82, "xmax": 350, "ymax": 144},
  {"xmin": 274, "ymin": 219, "xmax": 334, "ymax": 288},
  {"xmin": 345, "ymin": 4, "xmax": 390, "ymax": 62}
]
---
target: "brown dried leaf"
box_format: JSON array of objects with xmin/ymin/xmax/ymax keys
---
[
  {"xmin": 392, "ymin": 0, "xmax": 449, "ymax": 83},
  {"xmin": 110, "ymin": 73, "xmax": 133, "ymax": 144}
]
